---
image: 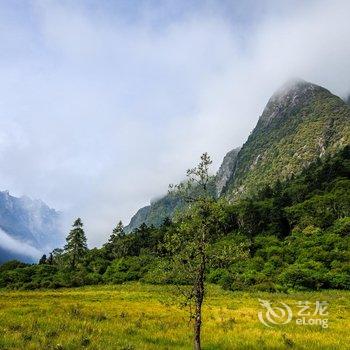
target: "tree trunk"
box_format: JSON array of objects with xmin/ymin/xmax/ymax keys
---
[
  {"xmin": 194, "ymin": 296, "xmax": 203, "ymax": 350},
  {"xmin": 194, "ymin": 245, "xmax": 205, "ymax": 350}
]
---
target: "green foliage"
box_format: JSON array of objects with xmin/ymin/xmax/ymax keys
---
[
  {"xmin": 103, "ymin": 256, "xmax": 152, "ymax": 284},
  {"xmin": 64, "ymin": 218, "xmax": 88, "ymax": 270},
  {"xmin": 0, "ymin": 146, "xmax": 349, "ymax": 292},
  {"xmin": 84, "ymin": 248, "xmax": 109, "ymax": 274},
  {"xmin": 38, "ymin": 254, "xmax": 47, "ymax": 265},
  {"xmin": 0, "ymin": 260, "xmax": 28, "ymax": 273},
  {"xmin": 126, "ymin": 169, "xmax": 217, "ymax": 233},
  {"xmin": 224, "ymin": 85, "xmax": 350, "ymax": 200},
  {"xmin": 286, "ymin": 179, "xmax": 350, "ymax": 229},
  {"xmin": 0, "ymin": 264, "xmax": 58, "ymax": 289},
  {"xmin": 104, "ymin": 221, "xmax": 125, "ymax": 259},
  {"xmin": 278, "ymin": 261, "xmax": 328, "ymax": 290}
]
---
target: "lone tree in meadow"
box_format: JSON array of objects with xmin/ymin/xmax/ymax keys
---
[
  {"xmin": 166, "ymin": 153, "xmax": 225, "ymax": 350},
  {"xmin": 64, "ymin": 218, "xmax": 88, "ymax": 269}
]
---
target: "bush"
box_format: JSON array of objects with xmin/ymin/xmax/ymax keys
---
[
  {"xmin": 329, "ymin": 217, "xmax": 350, "ymax": 236},
  {"xmin": 326, "ymin": 271, "xmax": 350, "ymax": 289},
  {"xmin": 103, "ymin": 256, "xmax": 152, "ymax": 284},
  {"xmin": 0, "ymin": 260, "xmax": 28, "ymax": 273},
  {"xmin": 278, "ymin": 261, "xmax": 327, "ymax": 290},
  {"xmin": 207, "ymin": 268, "xmax": 230, "ymax": 285},
  {"xmin": 142, "ymin": 258, "xmax": 182, "ymax": 284}
]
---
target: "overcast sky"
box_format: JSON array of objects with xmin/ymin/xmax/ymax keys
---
[{"xmin": 0, "ymin": 0, "xmax": 349, "ymax": 246}]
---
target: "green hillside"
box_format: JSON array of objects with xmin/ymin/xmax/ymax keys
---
[
  {"xmin": 126, "ymin": 79, "xmax": 350, "ymax": 230},
  {"xmin": 1, "ymin": 145, "xmax": 349, "ymax": 291},
  {"xmin": 223, "ymin": 79, "xmax": 350, "ymax": 199}
]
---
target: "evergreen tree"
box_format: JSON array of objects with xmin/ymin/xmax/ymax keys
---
[
  {"xmin": 38, "ymin": 254, "xmax": 47, "ymax": 265},
  {"xmin": 112, "ymin": 221, "xmax": 125, "ymax": 240},
  {"xmin": 161, "ymin": 217, "xmax": 172, "ymax": 227},
  {"xmin": 51, "ymin": 248, "xmax": 64, "ymax": 268},
  {"xmin": 104, "ymin": 221, "xmax": 125, "ymax": 259},
  {"xmin": 47, "ymin": 252, "xmax": 53, "ymax": 265},
  {"xmin": 64, "ymin": 218, "xmax": 88, "ymax": 269}
]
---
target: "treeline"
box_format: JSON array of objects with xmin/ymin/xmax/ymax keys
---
[{"xmin": 0, "ymin": 146, "xmax": 349, "ymax": 291}]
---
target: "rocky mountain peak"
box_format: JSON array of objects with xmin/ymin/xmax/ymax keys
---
[
  {"xmin": 0, "ymin": 191, "xmax": 63, "ymax": 262},
  {"xmin": 259, "ymin": 79, "xmax": 324, "ymax": 125}
]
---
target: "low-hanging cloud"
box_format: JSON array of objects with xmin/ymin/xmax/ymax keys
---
[
  {"xmin": 0, "ymin": 228, "xmax": 42, "ymax": 260},
  {"xmin": 0, "ymin": 0, "xmax": 349, "ymax": 247}
]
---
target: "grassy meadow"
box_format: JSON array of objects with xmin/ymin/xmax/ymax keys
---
[{"xmin": 0, "ymin": 283, "xmax": 349, "ymax": 350}]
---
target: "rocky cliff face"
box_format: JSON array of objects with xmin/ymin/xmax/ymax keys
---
[
  {"xmin": 126, "ymin": 79, "xmax": 350, "ymax": 230},
  {"xmin": 0, "ymin": 191, "xmax": 62, "ymax": 262},
  {"xmin": 215, "ymin": 147, "xmax": 241, "ymax": 196},
  {"xmin": 125, "ymin": 205, "xmax": 151, "ymax": 232}
]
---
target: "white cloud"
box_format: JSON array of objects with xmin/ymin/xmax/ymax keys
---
[
  {"xmin": 0, "ymin": 0, "xmax": 349, "ymax": 246},
  {"xmin": 0, "ymin": 228, "xmax": 42, "ymax": 259}
]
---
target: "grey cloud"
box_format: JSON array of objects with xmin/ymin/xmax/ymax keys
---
[{"xmin": 0, "ymin": 0, "xmax": 349, "ymax": 247}]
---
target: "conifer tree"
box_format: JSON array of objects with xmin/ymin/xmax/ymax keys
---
[
  {"xmin": 104, "ymin": 221, "xmax": 125, "ymax": 259},
  {"xmin": 110, "ymin": 221, "xmax": 125, "ymax": 241},
  {"xmin": 47, "ymin": 252, "xmax": 53, "ymax": 265},
  {"xmin": 64, "ymin": 218, "xmax": 88, "ymax": 269},
  {"xmin": 38, "ymin": 254, "xmax": 47, "ymax": 265}
]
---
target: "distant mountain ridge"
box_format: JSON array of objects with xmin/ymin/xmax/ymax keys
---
[
  {"xmin": 125, "ymin": 191, "xmax": 184, "ymax": 232},
  {"xmin": 0, "ymin": 191, "xmax": 62, "ymax": 263},
  {"xmin": 126, "ymin": 79, "xmax": 350, "ymax": 231}
]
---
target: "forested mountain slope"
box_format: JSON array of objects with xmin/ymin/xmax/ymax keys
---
[
  {"xmin": 127, "ymin": 79, "xmax": 350, "ymax": 230},
  {"xmin": 222, "ymin": 79, "xmax": 350, "ymax": 199}
]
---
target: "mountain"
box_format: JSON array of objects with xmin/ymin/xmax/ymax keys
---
[
  {"xmin": 222, "ymin": 79, "xmax": 350, "ymax": 198},
  {"xmin": 0, "ymin": 191, "xmax": 63, "ymax": 263},
  {"xmin": 126, "ymin": 79, "xmax": 350, "ymax": 230},
  {"xmin": 215, "ymin": 147, "xmax": 241, "ymax": 196},
  {"xmin": 125, "ymin": 176, "xmax": 218, "ymax": 232},
  {"xmin": 345, "ymin": 95, "xmax": 350, "ymax": 106},
  {"xmin": 125, "ymin": 194, "xmax": 183, "ymax": 232}
]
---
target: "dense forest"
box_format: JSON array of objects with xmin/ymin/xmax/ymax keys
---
[{"xmin": 0, "ymin": 146, "xmax": 349, "ymax": 292}]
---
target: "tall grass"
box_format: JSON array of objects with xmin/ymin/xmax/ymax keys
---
[{"xmin": 0, "ymin": 283, "xmax": 348, "ymax": 349}]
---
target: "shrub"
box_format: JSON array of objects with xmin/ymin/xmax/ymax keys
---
[
  {"xmin": 207, "ymin": 268, "xmax": 230, "ymax": 285},
  {"xmin": 278, "ymin": 261, "xmax": 327, "ymax": 290},
  {"xmin": 103, "ymin": 256, "xmax": 152, "ymax": 283}
]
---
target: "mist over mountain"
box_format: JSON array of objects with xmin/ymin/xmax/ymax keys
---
[
  {"xmin": 0, "ymin": 0, "xmax": 349, "ymax": 246},
  {"xmin": 0, "ymin": 191, "xmax": 63, "ymax": 263},
  {"xmin": 2, "ymin": 78, "xmax": 343, "ymax": 250},
  {"xmin": 126, "ymin": 79, "xmax": 350, "ymax": 231},
  {"xmin": 345, "ymin": 95, "xmax": 350, "ymax": 106},
  {"xmin": 222, "ymin": 79, "xmax": 350, "ymax": 198}
]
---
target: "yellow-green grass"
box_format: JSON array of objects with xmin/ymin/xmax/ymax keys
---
[{"xmin": 0, "ymin": 283, "xmax": 349, "ymax": 349}]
